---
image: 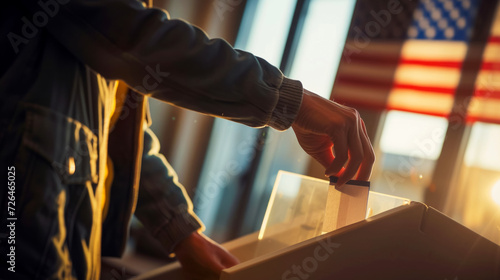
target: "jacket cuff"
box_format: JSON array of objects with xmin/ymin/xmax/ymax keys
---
[
  {"xmin": 152, "ymin": 211, "xmax": 204, "ymax": 253},
  {"xmin": 268, "ymin": 78, "xmax": 303, "ymax": 131}
]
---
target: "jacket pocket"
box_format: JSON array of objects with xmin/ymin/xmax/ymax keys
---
[{"xmin": 22, "ymin": 104, "xmax": 98, "ymax": 185}]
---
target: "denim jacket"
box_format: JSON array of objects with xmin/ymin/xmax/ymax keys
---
[{"xmin": 0, "ymin": 0, "xmax": 302, "ymax": 278}]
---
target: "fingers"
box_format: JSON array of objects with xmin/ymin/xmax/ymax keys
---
[
  {"xmin": 306, "ymin": 136, "xmax": 335, "ymax": 169},
  {"xmin": 219, "ymin": 250, "xmax": 240, "ymax": 268},
  {"xmin": 356, "ymin": 119, "xmax": 375, "ymax": 181},
  {"xmin": 326, "ymin": 134, "xmax": 348, "ymax": 176},
  {"xmin": 312, "ymin": 146, "xmax": 335, "ymax": 170},
  {"xmin": 292, "ymin": 90, "xmax": 374, "ymax": 186},
  {"xmin": 293, "ymin": 126, "xmax": 335, "ymax": 169},
  {"xmin": 326, "ymin": 111, "xmax": 374, "ymax": 188},
  {"xmin": 336, "ymin": 117, "xmax": 364, "ymax": 187}
]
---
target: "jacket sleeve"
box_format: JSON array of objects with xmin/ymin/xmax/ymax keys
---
[
  {"xmin": 20, "ymin": 0, "xmax": 303, "ymax": 130},
  {"xmin": 134, "ymin": 124, "xmax": 204, "ymax": 252}
]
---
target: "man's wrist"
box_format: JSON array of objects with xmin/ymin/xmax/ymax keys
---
[
  {"xmin": 151, "ymin": 211, "xmax": 203, "ymax": 253},
  {"xmin": 173, "ymin": 230, "xmax": 198, "ymax": 255},
  {"xmin": 268, "ymin": 78, "xmax": 303, "ymax": 131}
]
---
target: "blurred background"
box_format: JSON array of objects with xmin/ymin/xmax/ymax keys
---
[{"xmin": 105, "ymin": 0, "xmax": 500, "ymax": 276}]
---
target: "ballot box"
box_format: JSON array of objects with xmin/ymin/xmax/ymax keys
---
[{"xmin": 133, "ymin": 171, "xmax": 500, "ymax": 280}]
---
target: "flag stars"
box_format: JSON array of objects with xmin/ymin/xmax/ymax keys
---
[
  {"xmin": 398, "ymin": 0, "xmax": 476, "ymax": 41},
  {"xmin": 444, "ymin": 27, "xmax": 455, "ymax": 39},
  {"xmin": 438, "ymin": 18, "xmax": 448, "ymax": 29},
  {"xmin": 444, "ymin": 1, "xmax": 454, "ymax": 11},
  {"xmin": 419, "ymin": 18, "xmax": 431, "ymax": 29},
  {"xmin": 431, "ymin": 10, "xmax": 442, "ymax": 21},
  {"xmin": 424, "ymin": 1, "xmax": 435, "ymax": 11},
  {"xmin": 457, "ymin": 17, "xmax": 466, "ymax": 29},
  {"xmin": 425, "ymin": 27, "xmax": 436, "ymax": 39},
  {"xmin": 408, "ymin": 26, "xmax": 419, "ymax": 38}
]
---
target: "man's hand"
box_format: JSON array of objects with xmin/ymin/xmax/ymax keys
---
[
  {"xmin": 292, "ymin": 89, "xmax": 375, "ymax": 187},
  {"xmin": 174, "ymin": 231, "xmax": 239, "ymax": 280}
]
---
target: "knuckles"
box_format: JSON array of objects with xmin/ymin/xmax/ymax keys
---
[
  {"xmin": 365, "ymin": 147, "xmax": 376, "ymax": 165},
  {"xmin": 343, "ymin": 107, "xmax": 359, "ymax": 127}
]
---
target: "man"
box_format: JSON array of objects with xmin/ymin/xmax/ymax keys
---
[{"xmin": 0, "ymin": 0, "xmax": 374, "ymax": 279}]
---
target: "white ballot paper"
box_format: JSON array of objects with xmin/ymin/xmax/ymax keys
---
[{"xmin": 322, "ymin": 176, "xmax": 370, "ymax": 233}]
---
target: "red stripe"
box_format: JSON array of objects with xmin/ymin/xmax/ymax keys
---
[
  {"xmin": 480, "ymin": 61, "xmax": 500, "ymax": 71},
  {"xmin": 336, "ymin": 76, "xmax": 456, "ymax": 95},
  {"xmin": 336, "ymin": 92, "xmax": 500, "ymax": 123},
  {"xmin": 332, "ymin": 98, "xmax": 386, "ymax": 110},
  {"xmin": 466, "ymin": 115, "xmax": 500, "ymax": 125},
  {"xmin": 393, "ymin": 82, "xmax": 455, "ymax": 95},
  {"xmin": 474, "ymin": 88, "xmax": 500, "ymax": 98},
  {"xmin": 334, "ymin": 96, "xmax": 451, "ymax": 117},
  {"xmin": 337, "ymin": 99, "xmax": 500, "ymax": 124},
  {"xmin": 344, "ymin": 54, "xmax": 401, "ymax": 66},
  {"xmin": 336, "ymin": 76, "xmax": 393, "ymax": 90},
  {"xmin": 386, "ymin": 107, "xmax": 449, "ymax": 118},
  {"xmin": 334, "ymin": 77, "xmax": 500, "ymax": 99},
  {"xmin": 489, "ymin": 36, "xmax": 500, "ymax": 44},
  {"xmin": 400, "ymin": 58, "xmax": 462, "ymax": 68},
  {"xmin": 346, "ymin": 53, "xmax": 462, "ymax": 69},
  {"xmin": 336, "ymin": 81, "xmax": 500, "ymax": 99}
]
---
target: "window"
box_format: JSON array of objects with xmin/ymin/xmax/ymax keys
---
[
  {"xmin": 332, "ymin": 0, "xmax": 500, "ymax": 245},
  {"xmin": 194, "ymin": 0, "xmax": 357, "ymax": 240},
  {"xmin": 194, "ymin": 0, "xmax": 298, "ymax": 240},
  {"xmin": 445, "ymin": 123, "xmax": 500, "ymax": 244},
  {"xmin": 195, "ymin": 0, "xmax": 500, "ymax": 246},
  {"xmin": 237, "ymin": 0, "xmax": 296, "ymax": 65},
  {"xmin": 288, "ymin": 0, "xmax": 355, "ymax": 97},
  {"xmin": 371, "ymin": 111, "xmax": 448, "ymax": 201}
]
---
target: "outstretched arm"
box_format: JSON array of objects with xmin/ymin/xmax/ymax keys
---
[
  {"xmin": 19, "ymin": 0, "xmax": 374, "ymax": 183},
  {"xmin": 18, "ymin": 0, "xmax": 302, "ymax": 130}
]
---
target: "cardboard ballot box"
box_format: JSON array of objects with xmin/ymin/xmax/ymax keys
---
[{"xmin": 133, "ymin": 171, "xmax": 500, "ymax": 280}]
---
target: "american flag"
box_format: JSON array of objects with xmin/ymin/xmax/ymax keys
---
[
  {"xmin": 468, "ymin": 6, "xmax": 500, "ymax": 124},
  {"xmin": 332, "ymin": 0, "xmax": 492, "ymax": 119}
]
